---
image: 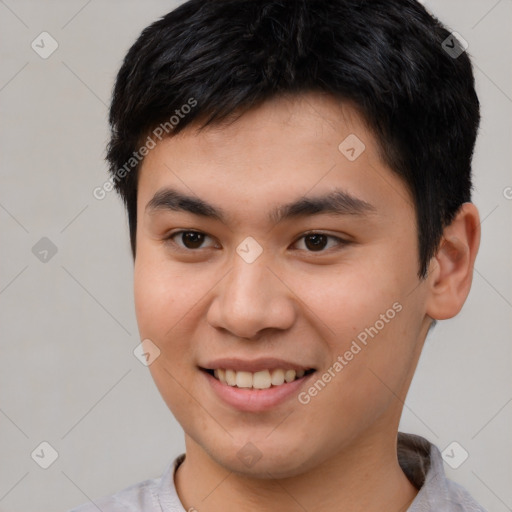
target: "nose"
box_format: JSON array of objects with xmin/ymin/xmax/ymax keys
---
[{"xmin": 206, "ymin": 251, "xmax": 297, "ymax": 340}]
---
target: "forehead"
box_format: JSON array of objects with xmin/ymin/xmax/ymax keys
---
[
  {"xmin": 137, "ymin": 92, "xmax": 414, "ymax": 225},
  {"xmin": 182, "ymin": 94, "xmax": 372, "ymax": 159}
]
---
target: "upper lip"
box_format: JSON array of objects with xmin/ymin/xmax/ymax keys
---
[{"xmin": 200, "ymin": 357, "xmax": 315, "ymax": 373}]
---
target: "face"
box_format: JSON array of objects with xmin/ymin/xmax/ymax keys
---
[{"xmin": 134, "ymin": 92, "xmax": 432, "ymax": 478}]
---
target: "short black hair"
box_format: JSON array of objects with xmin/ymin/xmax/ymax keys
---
[{"xmin": 106, "ymin": 0, "xmax": 480, "ymax": 279}]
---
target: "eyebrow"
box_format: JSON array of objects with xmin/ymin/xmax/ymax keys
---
[{"xmin": 145, "ymin": 186, "xmax": 376, "ymax": 224}]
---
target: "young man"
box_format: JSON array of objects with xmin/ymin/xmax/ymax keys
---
[{"xmin": 74, "ymin": 0, "xmax": 485, "ymax": 510}]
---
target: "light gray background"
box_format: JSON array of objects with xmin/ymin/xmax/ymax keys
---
[{"xmin": 0, "ymin": 1, "xmax": 510, "ymax": 511}]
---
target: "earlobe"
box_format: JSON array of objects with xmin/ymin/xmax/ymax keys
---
[{"xmin": 425, "ymin": 202, "xmax": 481, "ymax": 320}]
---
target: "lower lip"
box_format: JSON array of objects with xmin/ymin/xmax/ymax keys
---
[{"xmin": 201, "ymin": 369, "xmax": 315, "ymax": 412}]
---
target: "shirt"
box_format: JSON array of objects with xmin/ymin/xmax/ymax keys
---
[{"xmin": 68, "ymin": 432, "xmax": 487, "ymax": 512}]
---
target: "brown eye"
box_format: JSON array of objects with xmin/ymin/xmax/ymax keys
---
[
  {"xmin": 304, "ymin": 234, "xmax": 328, "ymax": 251},
  {"xmin": 165, "ymin": 230, "xmax": 215, "ymax": 250},
  {"xmin": 294, "ymin": 232, "xmax": 347, "ymax": 253}
]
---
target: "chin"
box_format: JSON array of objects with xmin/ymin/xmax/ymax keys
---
[{"xmin": 208, "ymin": 442, "xmax": 317, "ymax": 480}]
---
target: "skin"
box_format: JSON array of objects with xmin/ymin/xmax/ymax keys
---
[{"xmin": 134, "ymin": 92, "xmax": 480, "ymax": 512}]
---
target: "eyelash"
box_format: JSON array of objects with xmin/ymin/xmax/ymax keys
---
[{"xmin": 163, "ymin": 230, "xmax": 349, "ymax": 254}]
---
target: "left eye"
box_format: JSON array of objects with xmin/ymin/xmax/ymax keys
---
[
  {"xmin": 164, "ymin": 230, "xmax": 346, "ymax": 253},
  {"xmin": 293, "ymin": 232, "xmax": 345, "ymax": 252}
]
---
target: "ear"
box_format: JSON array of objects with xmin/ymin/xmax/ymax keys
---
[{"xmin": 425, "ymin": 202, "xmax": 481, "ymax": 320}]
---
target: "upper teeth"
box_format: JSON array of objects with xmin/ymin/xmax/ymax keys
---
[{"xmin": 213, "ymin": 368, "xmax": 306, "ymax": 389}]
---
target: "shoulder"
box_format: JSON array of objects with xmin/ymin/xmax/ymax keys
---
[
  {"xmin": 398, "ymin": 432, "xmax": 487, "ymax": 512},
  {"xmin": 66, "ymin": 474, "xmax": 163, "ymax": 512},
  {"xmin": 442, "ymin": 479, "xmax": 488, "ymax": 512},
  {"xmin": 66, "ymin": 455, "xmax": 186, "ymax": 512}
]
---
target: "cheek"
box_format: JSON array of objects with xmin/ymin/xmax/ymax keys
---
[
  {"xmin": 134, "ymin": 262, "xmax": 172, "ymax": 338},
  {"xmin": 285, "ymin": 259, "xmax": 400, "ymax": 336},
  {"xmin": 133, "ymin": 255, "xmax": 202, "ymax": 419},
  {"xmin": 286, "ymin": 259, "xmax": 419, "ymax": 399},
  {"xmin": 133, "ymin": 253, "xmax": 197, "ymax": 339}
]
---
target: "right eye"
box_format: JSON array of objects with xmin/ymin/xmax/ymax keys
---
[{"xmin": 164, "ymin": 230, "xmax": 218, "ymax": 251}]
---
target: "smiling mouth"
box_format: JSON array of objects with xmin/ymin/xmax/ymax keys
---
[{"xmin": 201, "ymin": 367, "xmax": 316, "ymax": 389}]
